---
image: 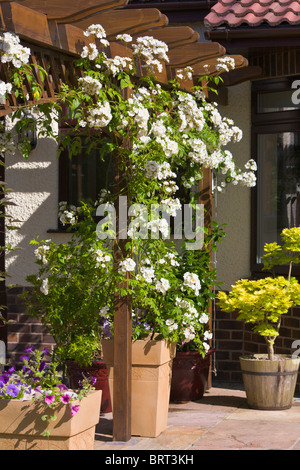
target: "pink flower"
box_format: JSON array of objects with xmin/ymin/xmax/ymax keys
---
[
  {"xmin": 70, "ymin": 405, "xmax": 80, "ymax": 416},
  {"xmin": 45, "ymin": 393, "xmax": 55, "ymax": 405},
  {"xmin": 60, "ymin": 393, "xmax": 71, "ymax": 404},
  {"xmin": 56, "ymin": 383, "xmax": 68, "ymax": 392}
]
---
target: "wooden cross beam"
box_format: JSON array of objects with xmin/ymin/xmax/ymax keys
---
[
  {"xmin": 0, "ymin": 0, "xmax": 129, "ymax": 22},
  {"xmin": 132, "ymin": 26, "xmax": 200, "ymax": 50},
  {"xmin": 71, "ymin": 8, "xmax": 169, "ymax": 37}
]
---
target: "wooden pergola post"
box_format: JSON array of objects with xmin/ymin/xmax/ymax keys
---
[
  {"xmin": 112, "ymin": 148, "xmax": 132, "ymax": 441},
  {"xmin": 112, "ymin": 274, "xmax": 132, "ymax": 441},
  {"xmin": 0, "ymin": 148, "xmax": 7, "ymax": 351},
  {"xmin": 199, "ymin": 168, "xmax": 213, "ymax": 388}
]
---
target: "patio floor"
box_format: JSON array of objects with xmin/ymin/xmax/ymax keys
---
[{"xmin": 94, "ymin": 384, "xmax": 300, "ymax": 451}]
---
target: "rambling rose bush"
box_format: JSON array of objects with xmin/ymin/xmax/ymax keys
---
[{"xmin": 0, "ymin": 24, "xmax": 257, "ymax": 357}]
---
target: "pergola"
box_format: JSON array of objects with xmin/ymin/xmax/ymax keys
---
[{"xmin": 0, "ymin": 0, "xmax": 250, "ymax": 441}]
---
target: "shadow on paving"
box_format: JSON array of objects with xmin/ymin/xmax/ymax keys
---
[{"xmin": 94, "ymin": 383, "xmax": 248, "ymax": 442}]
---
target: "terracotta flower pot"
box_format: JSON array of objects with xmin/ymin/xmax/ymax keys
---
[
  {"xmin": 0, "ymin": 390, "xmax": 102, "ymax": 450},
  {"xmin": 170, "ymin": 350, "xmax": 212, "ymax": 403},
  {"xmin": 66, "ymin": 360, "xmax": 112, "ymax": 413},
  {"xmin": 102, "ymin": 335, "xmax": 176, "ymax": 437},
  {"xmin": 240, "ymin": 354, "xmax": 300, "ymax": 410}
]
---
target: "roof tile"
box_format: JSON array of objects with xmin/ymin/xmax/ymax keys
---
[{"xmin": 205, "ymin": 0, "xmax": 300, "ymax": 28}]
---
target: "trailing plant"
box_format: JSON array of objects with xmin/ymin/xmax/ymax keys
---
[
  {"xmin": 0, "ymin": 346, "xmax": 96, "ymax": 436},
  {"xmin": 217, "ymin": 227, "xmax": 300, "ymax": 360}
]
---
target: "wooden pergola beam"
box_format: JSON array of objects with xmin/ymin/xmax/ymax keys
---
[
  {"xmin": 132, "ymin": 26, "xmax": 200, "ymax": 49},
  {"xmin": 220, "ymin": 65, "xmax": 263, "ymax": 87},
  {"xmin": 0, "ymin": 0, "xmax": 129, "ymax": 22},
  {"xmin": 72, "ymin": 8, "xmax": 169, "ymax": 37},
  {"xmin": 192, "ymin": 55, "xmax": 249, "ymax": 79},
  {"xmin": 168, "ymin": 42, "xmax": 226, "ymax": 67}
]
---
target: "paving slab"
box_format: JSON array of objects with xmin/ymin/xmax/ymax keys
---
[
  {"xmin": 190, "ymin": 417, "xmax": 300, "ymax": 450},
  {"xmin": 94, "ymin": 386, "xmax": 300, "ymax": 451}
]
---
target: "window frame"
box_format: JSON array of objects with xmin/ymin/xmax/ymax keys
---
[
  {"xmin": 58, "ymin": 117, "xmax": 114, "ymax": 198},
  {"xmin": 251, "ymin": 77, "xmax": 300, "ymax": 279}
]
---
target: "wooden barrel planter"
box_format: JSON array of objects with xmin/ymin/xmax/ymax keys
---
[
  {"xmin": 65, "ymin": 360, "xmax": 112, "ymax": 413},
  {"xmin": 240, "ymin": 354, "xmax": 300, "ymax": 410},
  {"xmin": 170, "ymin": 350, "xmax": 213, "ymax": 403}
]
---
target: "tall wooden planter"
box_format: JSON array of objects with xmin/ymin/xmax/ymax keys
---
[
  {"xmin": 240, "ymin": 355, "xmax": 300, "ymax": 410},
  {"xmin": 0, "ymin": 390, "xmax": 102, "ymax": 450},
  {"xmin": 102, "ymin": 336, "xmax": 176, "ymax": 437}
]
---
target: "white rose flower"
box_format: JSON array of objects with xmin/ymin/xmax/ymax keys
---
[
  {"xmin": 183, "ymin": 272, "xmax": 201, "ymax": 295},
  {"xmin": 155, "ymin": 278, "xmax": 170, "ymax": 294},
  {"xmin": 199, "ymin": 313, "xmax": 209, "ymax": 324},
  {"xmin": 119, "ymin": 258, "xmax": 136, "ymax": 274},
  {"xmin": 40, "ymin": 278, "xmax": 49, "ymax": 295}
]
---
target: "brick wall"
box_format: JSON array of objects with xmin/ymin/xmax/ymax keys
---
[
  {"xmin": 212, "ymin": 299, "xmax": 300, "ymax": 395},
  {"xmin": 6, "ymin": 286, "xmax": 55, "ymax": 364}
]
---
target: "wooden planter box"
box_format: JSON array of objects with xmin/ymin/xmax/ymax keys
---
[
  {"xmin": 102, "ymin": 336, "xmax": 176, "ymax": 437},
  {"xmin": 240, "ymin": 355, "xmax": 300, "ymax": 410},
  {"xmin": 0, "ymin": 390, "xmax": 102, "ymax": 450}
]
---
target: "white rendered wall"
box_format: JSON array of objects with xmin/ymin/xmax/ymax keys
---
[
  {"xmin": 4, "ymin": 115, "xmax": 69, "ymax": 286},
  {"xmin": 213, "ymin": 81, "xmax": 252, "ymax": 290}
]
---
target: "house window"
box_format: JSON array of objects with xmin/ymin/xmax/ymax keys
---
[
  {"xmin": 252, "ymin": 77, "xmax": 300, "ymax": 277},
  {"xmin": 59, "ymin": 135, "xmax": 114, "ymax": 207}
]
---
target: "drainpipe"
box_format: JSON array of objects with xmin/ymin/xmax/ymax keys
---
[{"xmin": 124, "ymin": 1, "xmax": 217, "ymax": 21}]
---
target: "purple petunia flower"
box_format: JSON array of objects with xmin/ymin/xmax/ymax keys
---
[
  {"xmin": 44, "ymin": 393, "xmax": 55, "ymax": 405},
  {"xmin": 24, "ymin": 346, "xmax": 34, "ymax": 354},
  {"xmin": 20, "ymin": 355, "xmax": 30, "ymax": 362},
  {"xmin": 39, "ymin": 361, "xmax": 46, "ymax": 372},
  {"xmin": 7, "ymin": 366, "xmax": 16, "ymax": 375},
  {"xmin": 70, "ymin": 405, "xmax": 80, "ymax": 416},
  {"xmin": 90, "ymin": 376, "xmax": 97, "ymax": 386},
  {"xmin": 56, "ymin": 383, "xmax": 68, "ymax": 392},
  {"xmin": 60, "ymin": 393, "xmax": 71, "ymax": 404},
  {"xmin": 6, "ymin": 384, "xmax": 20, "ymax": 398},
  {"xmin": 102, "ymin": 319, "xmax": 111, "ymax": 337},
  {"xmin": 43, "ymin": 348, "xmax": 49, "ymax": 356},
  {"xmin": 0, "ymin": 374, "xmax": 9, "ymax": 385}
]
